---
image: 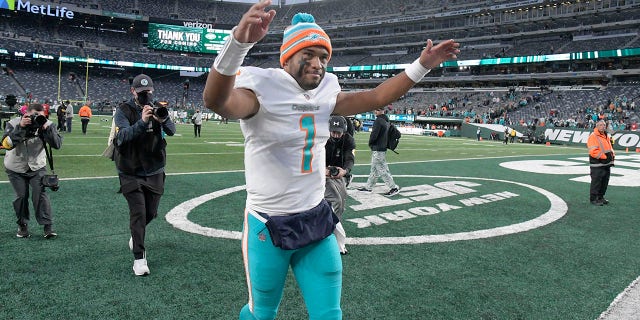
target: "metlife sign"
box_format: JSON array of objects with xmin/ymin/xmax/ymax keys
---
[{"xmin": 0, "ymin": 0, "xmax": 75, "ymax": 19}]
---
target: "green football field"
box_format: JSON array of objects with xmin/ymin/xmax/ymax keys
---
[{"xmin": 1, "ymin": 116, "xmax": 638, "ymax": 319}]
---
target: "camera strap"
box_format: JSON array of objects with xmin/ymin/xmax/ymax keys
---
[{"xmin": 41, "ymin": 138, "xmax": 55, "ymax": 173}]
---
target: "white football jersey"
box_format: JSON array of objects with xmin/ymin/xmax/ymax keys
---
[{"xmin": 235, "ymin": 67, "xmax": 340, "ymax": 215}]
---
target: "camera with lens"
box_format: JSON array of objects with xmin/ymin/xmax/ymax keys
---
[
  {"xmin": 42, "ymin": 174, "xmax": 59, "ymax": 191},
  {"xmin": 25, "ymin": 114, "xmax": 48, "ymax": 136},
  {"xmin": 328, "ymin": 166, "xmax": 340, "ymax": 177},
  {"xmin": 28, "ymin": 114, "xmax": 48, "ymax": 129},
  {"xmin": 152, "ymin": 104, "xmax": 169, "ymax": 120}
]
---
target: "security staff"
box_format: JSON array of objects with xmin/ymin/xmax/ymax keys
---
[{"xmin": 587, "ymin": 120, "xmax": 615, "ymax": 206}]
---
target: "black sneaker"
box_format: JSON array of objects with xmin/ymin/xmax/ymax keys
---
[
  {"xmin": 590, "ymin": 200, "xmax": 604, "ymax": 206},
  {"xmin": 601, "ymin": 198, "xmax": 610, "ymax": 205},
  {"xmin": 44, "ymin": 225, "xmax": 57, "ymax": 239},
  {"xmin": 357, "ymin": 187, "xmax": 372, "ymax": 192},
  {"xmin": 384, "ymin": 187, "xmax": 400, "ymax": 197},
  {"xmin": 16, "ymin": 224, "xmax": 30, "ymax": 238},
  {"xmin": 345, "ymin": 174, "xmax": 354, "ymax": 188}
]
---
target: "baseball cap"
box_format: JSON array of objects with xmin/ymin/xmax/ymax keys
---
[
  {"xmin": 131, "ymin": 74, "xmax": 154, "ymax": 93},
  {"xmin": 329, "ymin": 116, "xmax": 347, "ymax": 133}
]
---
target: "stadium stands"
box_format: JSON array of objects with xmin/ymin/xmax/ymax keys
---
[{"xmin": 0, "ymin": 0, "xmax": 639, "ymax": 130}]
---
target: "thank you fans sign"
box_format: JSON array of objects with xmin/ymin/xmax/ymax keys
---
[{"xmin": 147, "ymin": 23, "xmax": 231, "ymax": 54}]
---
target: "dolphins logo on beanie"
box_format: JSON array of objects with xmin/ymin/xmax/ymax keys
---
[{"xmin": 280, "ymin": 13, "xmax": 332, "ymax": 67}]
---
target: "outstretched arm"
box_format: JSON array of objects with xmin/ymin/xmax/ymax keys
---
[
  {"xmin": 333, "ymin": 39, "xmax": 460, "ymax": 116},
  {"xmin": 202, "ymin": 0, "xmax": 276, "ymax": 120}
]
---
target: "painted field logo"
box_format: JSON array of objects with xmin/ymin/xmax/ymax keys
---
[
  {"xmin": 1, "ymin": 0, "xmax": 15, "ymax": 10},
  {"xmin": 165, "ymin": 175, "xmax": 567, "ymax": 245},
  {"xmin": 500, "ymin": 154, "xmax": 640, "ymax": 187}
]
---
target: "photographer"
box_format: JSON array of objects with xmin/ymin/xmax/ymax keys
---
[
  {"xmin": 2, "ymin": 103, "xmax": 62, "ymax": 238},
  {"xmin": 325, "ymin": 116, "xmax": 355, "ymax": 254},
  {"xmin": 113, "ymin": 74, "xmax": 175, "ymax": 276}
]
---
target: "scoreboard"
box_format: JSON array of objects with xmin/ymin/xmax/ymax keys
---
[{"xmin": 147, "ymin": 23, "xmax": 231, "ymax": 54}]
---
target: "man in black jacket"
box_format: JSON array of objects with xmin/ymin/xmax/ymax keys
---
[
  {"xmin": 113, "ymin": 74, "xmax": 176, "ymax": 276},
  {"xmin": 358, "ymin": 108, "xmax": 400, "ymax": 196},
  {"xmin": 56, "ymin": 101, "xmax": 67, "ymax": 132},
  {"xmin": 325, "ymin": 116, "xmax": 355, "ymax": 254}
]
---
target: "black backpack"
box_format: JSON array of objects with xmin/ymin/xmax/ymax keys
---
[{"xmin": 387, "ymin": 123, "xmax": 401, "ymax": 154}]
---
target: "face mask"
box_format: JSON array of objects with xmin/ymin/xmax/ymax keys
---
[{"xmin": 137, "ymin": 92, "xmax": 153, "ymax": 106}]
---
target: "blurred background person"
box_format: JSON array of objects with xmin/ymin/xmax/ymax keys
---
[
  {"xmin": 191, "ymin": 109, "xmax": 203, "ymax": 138},
  {"xmin": 78, "ymin": 102, "xmax": 93, "ymax": 135}
]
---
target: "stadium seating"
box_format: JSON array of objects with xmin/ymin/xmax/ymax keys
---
[{"xmin": 1, "ymin": 0, "xmax": 639, "ymax": 129}]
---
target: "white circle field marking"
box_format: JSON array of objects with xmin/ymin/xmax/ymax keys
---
[
  {"xmin": 165, "ymin": 176, "xmax": 568, "ymax": 245},
  {"xmin": 165, "ymin": 185, "xmax": 245, "ymax": 240}
]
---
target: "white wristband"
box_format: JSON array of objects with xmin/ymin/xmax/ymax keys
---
[
  {"xmin": 213, "ymin": 27, "xmax": 255, "ymax": 76},
  {"xmin": 404, "ymin": 58, "xmax": 431, "ymax": 83}
]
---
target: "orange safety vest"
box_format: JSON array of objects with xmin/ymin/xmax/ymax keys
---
[
  {"xmin": 587, "ymin": 128, "xmax": 614, "ymax": 164},
  {"xmin": 78, "ymin": 105, "xmax": 92, "ymax": 118}
]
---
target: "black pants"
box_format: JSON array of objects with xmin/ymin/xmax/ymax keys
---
[
  {"xmin": 57, "ymin": 117, "xmax": 66, "ymax": 131},
  {"xmin": 590, "ymin": 165, "xmax": 611, "ymax": 201},
  {"xmin": 119, "ymin": 172, "xmax": 165, "ymax": 259},
  {"xmin": 6, "ymin": 168, "xmax": 53, "ymax": 226},
  {"xmin": 81, "ymin": 118, "xmax": 90, "ymax": 134},
  {"xmin": 193, "ymin": 124, "xmax": 201, "ymax": 137}
]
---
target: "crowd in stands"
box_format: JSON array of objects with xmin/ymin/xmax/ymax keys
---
[
  {"xmin": 2, "ymin": 60, "xmax": 639, "ymax": 133},
  {"xmin": 0, "ymin": 65, "xmax": 207, "ymax": 112},
  {"xmin": 1, "ymin": 0, "xmax": 639, "ymax": 132},
  {"xmin": 1, "ymin": 0, "xmax": 638, "ymax": 70},
  {"xmin": 386, "ymin": 83, "xmax": 640, "ymax": 131}
]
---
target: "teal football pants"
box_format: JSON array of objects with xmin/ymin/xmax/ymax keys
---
[{"xmin": 239, "ymin": 210, "xmax": 342, "ymax": 320}]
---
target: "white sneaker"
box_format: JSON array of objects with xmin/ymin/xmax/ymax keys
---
[
  {"xmin": 133, "ymin": 258, "xmax": 150, "ymax": 276},
  {"xmin": 128, "ymin": 237, "xmax": 133, "ymax": 251}
]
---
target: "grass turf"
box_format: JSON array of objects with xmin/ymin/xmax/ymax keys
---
[{"xmin": 1, "ymin": 116, "xmax": 637, "ymax": 319}]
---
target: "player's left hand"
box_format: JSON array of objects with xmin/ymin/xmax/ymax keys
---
[
  {"xmin": 419, "ymin": 39, "xmax": 460, "ymax": 69},
  {"xmin": 235, "ymin": 0, "xmax": 276, "ymax": 44}
]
